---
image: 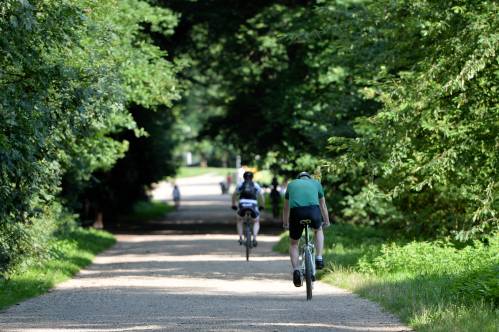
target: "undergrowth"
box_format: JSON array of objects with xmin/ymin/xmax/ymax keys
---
[
  {"xmin": 0, "ymin": 227, "xmax": 115, "ymax": 310},
  {"xmin": 273, "ymin": 223, "xmax": 498, "ymax": 332}
]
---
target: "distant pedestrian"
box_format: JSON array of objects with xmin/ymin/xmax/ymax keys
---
[
  {"xmin": 226, "ymin": 173, "xmax": 233, "ymax": 190},
  {"xmin": 172, "ymin": 184, "xmax": 181, "ymax": 210},
  {"xmin": 270, "ymin": 176, "xmax": 281, "ymax": 219},
  {"xmin": 219, "ymin": 181, "xmax": 228, "ymax": 194}
]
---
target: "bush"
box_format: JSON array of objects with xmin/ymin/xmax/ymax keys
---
[
  {"xmin": 275, "ymin": 223, "xmax": 498, "ymax": 330},
  {"xmin": 0, "ymin": 0, "xmax": 180, "ymax": 275},
  {"xmin": 0, "ymin": 203, "xmax": 77, "ymax": 279},
  {"xmin": 357, "ymin": 234, "xmax": 499, "ymax": 305},
  {"xmin": 129, "ymin": 200, "xmax": 174, "ymax": 221},
  {"xmin": 452, "ymin": 264, "xmax": 499, "ymax": 306},
  {"xmin": 0, "ymin": 227, "xmax": 115, "ymax": 309}
]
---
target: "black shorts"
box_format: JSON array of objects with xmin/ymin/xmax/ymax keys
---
[
  {"xmin": 238, "ymin": 202, "xmax": 260, "ymax": 218},
  {"xmin": 289, "ymin": 205, "xmax": 322, "ymax": 240}
]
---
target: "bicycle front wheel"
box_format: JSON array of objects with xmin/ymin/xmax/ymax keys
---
[
  {"xmin": 245, "ymin": 222, "xmax": 251, "ymax": 261},
  {"xmin": 304, "ymin": 249, "xmax": 313, "ymax": 300}
]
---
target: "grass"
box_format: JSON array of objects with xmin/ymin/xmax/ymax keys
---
[
  {"xmin": 176, "ymin": 166, "xmax": 234, "ymax": 178},
  {"xmin": 273, "ymin": 223, "xmax": 499, "ymax": 332},
  {"xmin": 0, "ymin": 227, "xmax": 115, "ymax": 310},
  {"xmin": 128, "ymin": 200, "xmax": 174, "ymax": 221},
  {"xmin": 175, "ymin": 167, "xmax": 274, "ymax": 185}
]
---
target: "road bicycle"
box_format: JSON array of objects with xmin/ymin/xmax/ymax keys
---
[
  {"xmin": 242, "ymin": 210, "xmax": 254, "ymax": 261},
  {"xmin": 299, "ymin": 219, "xmax": 316, "ymax": 300}
]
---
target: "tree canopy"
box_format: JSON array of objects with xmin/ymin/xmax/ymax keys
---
[
  {"xmin": 0, "ymin": 0, "xmax": 181, "ymax": 276},
  {"xmin": 161, "ymin": 0, "xmax": 498, "ymax": 240},
  {"xmin": 1, "ymin": 0, "xmax": 497, "ymax": 276}
]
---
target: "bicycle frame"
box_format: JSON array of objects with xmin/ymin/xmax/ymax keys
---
[
  {"xmin": 243, "ymin": 211, "xmax": 254, "ymax": 261},
  {"xmin": 299, "ymin": 220, "xmax": 315, "ymax": 300}
]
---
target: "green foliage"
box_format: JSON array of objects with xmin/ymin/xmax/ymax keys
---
[
  {"xmin": 315, "ymin": 0, "xmax": 499, "ymax": 239},
  {"xmin": 452, "ymin": 265, "xmax": 499, "ymax": 306},
  {"xmin": 176, "ymin": 167, "xmax": 234, "ymax": 178},
  {"xmin": 72, "ymin": 0, "xmax": 182, "ymax": 222},
  {"xmin": 128, "ymin": 200, "xmax": 174, "ymax": 221},
  {"xmin": 166, "ymin": 0, "xmax": 498, "ymax": 240},
  {"xmin": 0, "ymin": 227, "xmax": 115, "ymax": 310},
  {"xmin": 0, "ymin": 0, "xmax": 122, "ymax": 275},
  {"xmin": 275, "ymin": 225, "xmax": 499, "ymax": 330},
  {"xmin": 358, "ymin": 239, "xmax": 498, "ymax": 277},
  {"xmin": 0, "ymin": 0, "xmax": 181, "ymax": 275}
]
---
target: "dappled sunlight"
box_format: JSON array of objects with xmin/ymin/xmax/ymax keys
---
[
  {"xmin": 0, "ymin": 230, "xmax": 408, "ymax": 332},
  {"xmin": 257, "ymin": 322, "xmax": 408, "ymax": 331},
  {"xmin": 2, "ymin": 288, "xmax": 406, "ymax": 331},
  {"xmin": 92, "ymin": 254, "xmax": 287, "ymax": 263},
  {"xmin": 116, "ymin": 234, "xmax": 252, "ymax": 243},
  {"xmin": 8, "ymin": 326, "xmax": 164, "ymax": 332},
  {"xmin": 150, "ymin": 174, "xmax": 226, "ymax": 201}
]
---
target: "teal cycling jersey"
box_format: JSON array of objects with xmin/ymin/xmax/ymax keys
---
[{"xmin": 285, "ymin": 178, "xmax": 324, "ymax": 208}]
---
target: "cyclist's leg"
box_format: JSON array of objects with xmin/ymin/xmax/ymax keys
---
[
  {"xmin": 314, "ymin": 228, "xmax": 325, "ymax": 269},
  {"xmin": 252, "ymin": 217, "xmax": 260, "ymax": 240},
  {"xmin": 252, "ymin": 204, "xmax": 260, "ymax": 241},
  {"xmin": 314, "ymin": 227, "xmax": 324, "ymax": 257},
  {"xmin": 307, "ymin": 205, "xmax": 325, "ymax": 268},
  {"xmin": 288, "ymin": 218, "xmax": 303, "ymax": 270},
  {"xmin": 290, "ymin": 238, "xmax": 300, "ymax": 269},
  {"xmin": 236, "ymin": 216, "xmax": 243, "ymax": 241},
  {"xmin": 236, "ymin": 206, "xmax": 245, "ymax": 242}
]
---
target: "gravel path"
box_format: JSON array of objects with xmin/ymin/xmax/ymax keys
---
[{"xmin": 0, "ymin": 174, "xmax": 411, "ymax": 332}]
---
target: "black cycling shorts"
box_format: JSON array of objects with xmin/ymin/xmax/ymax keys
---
[
  {"xmin": 238, "ymin": 202, "xmax": 260, "ymax": 218},
  {"xmin": 289, "ymin": 205, "xmax": 322, "ymax": 240}
]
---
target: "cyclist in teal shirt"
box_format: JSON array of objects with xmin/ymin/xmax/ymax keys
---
[{"xmin": 282, "ymin": 172, "xmax": 330, "ymax": 287}]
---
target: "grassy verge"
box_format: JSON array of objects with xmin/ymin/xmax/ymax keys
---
[
  {"xmin": 128, "ymin": 200, "xmax": 174, "ymax": 221},
  {"xmin": 274, "ymin": 224, "xmax": 498, "ymax": 332},
  {"xmin": 176, "ymin": 167, "xmax": 273, "ymax": 184},
  {"xmin": 177, "ymin": 167, "xmax": 234, "ymax": 178},
  {"xmin": 0, "ymin": 227, "xmax": 115, "ymax": 310}
]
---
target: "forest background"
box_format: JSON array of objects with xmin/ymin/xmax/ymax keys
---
[{"xmin": 1, "ymin": 0, "xmax": 497, "ymax": 321}]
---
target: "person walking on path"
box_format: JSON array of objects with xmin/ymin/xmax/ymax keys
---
[
  {"xmin": 270, "ymin": 176, "xmax": 281, "ymax": 219},
  {"xmin": 282, "ymin": 171, "xmax": 330, "ymax": 287},
  {"xmin": 172, "ymin": 184, "xmax": 181, "ymax": 210}
]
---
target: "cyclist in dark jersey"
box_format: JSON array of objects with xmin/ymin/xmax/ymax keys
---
[
  {"xmin": 282, "ymin": 172, "xmax": 330, "ymax": 287},
  {"xmin": 231, "ymin": 171, "xmax": 265, "ymax": 246}
]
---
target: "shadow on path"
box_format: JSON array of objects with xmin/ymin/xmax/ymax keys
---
[
  {"xmin": 1, "ymin": 233, "xmax": 409, "ymax": 332},
  {"xmin": 0, "ymin": 175, "xmax": 410, "ymax": 332},
  {"xmin": 112, "ymin": 174, "xmax": 282, "ymax": 235}
]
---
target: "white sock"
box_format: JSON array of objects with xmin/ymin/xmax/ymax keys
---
[{"xmin": 316, "ymin": 255, "xmax": 323, "ymax": 260}]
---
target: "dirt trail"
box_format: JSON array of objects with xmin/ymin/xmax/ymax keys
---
[{"xmin": 0, "ymin": 174, "xmax": 410, "ymax": 332}]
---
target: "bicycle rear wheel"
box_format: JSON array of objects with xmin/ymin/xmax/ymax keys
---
[
  {"xmin": 304, "ymin": 249, "xmax": 313, "ymax": 300},
  {"xmin": 245, "ymin": 222, "xmax": 251, "ymax": 261}
]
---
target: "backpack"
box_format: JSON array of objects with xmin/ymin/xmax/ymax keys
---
[{"xmin": 239, "ymin": 180, "xmax": 257, "ymax": 200}]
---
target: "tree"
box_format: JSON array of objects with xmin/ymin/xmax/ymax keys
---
[
  {"xmin": 324, "ymin": 0, "xmax": 499, "ymax": 239},
  {"xmin": 0, "ymin": 0, "xmax": 182, "ymax": 275}
]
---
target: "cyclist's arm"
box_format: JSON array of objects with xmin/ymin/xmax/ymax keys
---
[
  {"xmin": 319, "ymin": 197, "xmax": 330, "ymax": 226},
  {"xmin": 231, "ymin": 190, "xmax": 238, "ymax": 206},
  {"xmin": 282, "ymin": 199, "xmax": 290, "ymax": 228}
]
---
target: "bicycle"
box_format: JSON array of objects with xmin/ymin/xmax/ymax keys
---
[
  {"xmin": 242, "ymin": 210, "xmax": 254, "ymax": 261},
  {"xmin": 299, "ymin": 219, "xmax": 315, "ymax": 300}
]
